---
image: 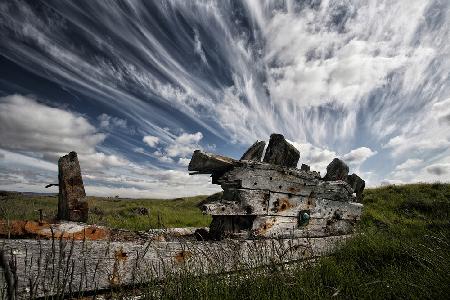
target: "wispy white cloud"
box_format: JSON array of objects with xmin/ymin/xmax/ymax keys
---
[
  {"xmin": 98, "ymin": 113, "xmax": 128, "ymax": 129},
  {"xmin": 395, "ymin": 159, "xmax": 424, "ymax": 171},
  {"xmin": 194, "ymin": 28, "xmax": 208, "ymax": 65},
  {"xmin": 178, "ymin": 157, "xmax": 191, "ymax": 167},
  {"xmin": 383, "ymin": 98, "xmax": 450, "ymax": 157},
  {"xmin": 289, "ymin": 141, "xmax": 336, "ymax": 175},
  {"xmin": 143, "ymin": 135, "xmax": 159, "ymax": 148},
  {"xmin": 342, "ymin": 147, "xmax": 377, "ymax": 165},
  {"xmin": 166, "ymin": 132, "xmax": 203, "ymax": 157},
  {"xmin": 290, "ymin": 140, "xmax": 377, "ymax": 177}
]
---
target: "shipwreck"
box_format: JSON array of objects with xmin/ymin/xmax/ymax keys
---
[
  {"xmin": 189, "ymin": 133, "xmax": 364, "ymax": 240},
  {"xmin": 0, "ymin": 134, "xmax": 365, "ymax": 299}
]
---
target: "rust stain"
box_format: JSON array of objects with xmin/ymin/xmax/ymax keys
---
[
  {"xmin": 109, "ymin": 259, "xmax": 122, "ymax": 286},
  {"xmin": 306, "ymin": 191, "xmax": 316, "ymax": 208},
  {"xmin": 115, "ymin": 248, "xmax": 128, "ymax": 261},
  {"xmin": 174, "ymin": 250, "xmax": 192, "ymax": 263},
  {"xmin": 24, "ymin": 220, "xmax": 51, "ymax": 234},
  {"xmin": 109, "ymin": 248, "xmax": 127, "ymax": 285},
  {"xmin": 72, "ymin": 226, "xmax": 109, "ymax": 240},
  {"xmin": 152, "ymin": 234, "xmax": 166, "ymax": 242},
  {"xmin": 257, "ymin": 218, "xmax": 276, "ymax": 235},
  {"xmin": 0, "ymin": 220, "xmax": 109, "ymax": 240},
  {"xmin": 272, "ymin": 198, "xmax": 293, "ymax": 213},
  {"xmin": 278, "ymin": 198, "xmax": 293, "ymax": 211},
  {"xmin": 288, "ymin": 187, "xmax": 299, "ymax": 193},
  {"xmin": 0, "ymin": 220, "xmax": 28, "ymax": 236},
  {"xmin": 109, "ymin": 272, "xmax": 121, "ymax": 286}
]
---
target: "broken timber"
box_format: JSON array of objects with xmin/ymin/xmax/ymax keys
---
[
  {"xmin": 0, "ymin": 235, "xmax": 351, "ymax": 299},
  {"xmin": 57, "ymin": 151, "xmax": 89, "ymax": 222},
  {"xmin": 189, "ymin": 133, "xmax": 365, "ymax": 240}
]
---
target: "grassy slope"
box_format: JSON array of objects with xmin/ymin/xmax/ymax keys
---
[
  {"xmin": 0, "ymin": 194, "xmax": 211, "ymax": 230},
  {"xmin": 1, "ymin": 184, "xmax": 449, "ymax": 299}
]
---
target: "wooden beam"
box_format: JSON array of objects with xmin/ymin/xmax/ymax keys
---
[
  {"xmin": 268, "ymin": 192, "xmax": 362, "ymax": 219},
  {"xmin": 202, "ymin": 189, "xmax": 269, "ymax": 215},
  {"xmin": 215, "ymin": 165, "xmax": 353, "ymax": 201},
  {"xmin": 1, "ymin": 235, "xmax": 353, "ymax": 298},
  {"xmin": 251, "ymin": 216, "xmax": 356, "ymax": 238},
  {"xmin": 188, "ymin": 150, "xmax": 238, "ymax": 173}
]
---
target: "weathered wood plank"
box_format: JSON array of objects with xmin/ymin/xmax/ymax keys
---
[
  {"xmin": 268, "ymin": 192, "xmax": 362, "ymax": 219},
  {"xmin": 57, "ymin": 151, "xmax": 88, "ymax": 222},
  {"xmin": 221, "ymin": 172, "xmax": 353, "ymax": 201},
  {"xmin": 218, "ymin": 163, "xmax": 320, "ymax": 186},
  {"xmin": 216, "ymin": 165, "xmax": 352, "ymax": 200},
  {"xmin": 202, "ymin": 189, "xmax": 269, "ymax": 215},
  {"xmin": 240, "ymin": 141, "xmax": 266, "ymax": 161},
  {"xmin": 262, "ymin": 134, "xmax": 300, "ymax": 168},
  {"xmin": 1, "ymin": 236, "xmax": 353, "ymax": 299},
  {"xmin": 310, "ymin": 199, "xmax": 362, "ymax": 220},
  {"xmin": 240, "ymin": 176, "xmax": 315, "ymax": 196},
  {"xmin": 251, "ymin": 216, "xmax": 356, "ymax": 238},
  {"xmin": 323, "ymin": 158, "xmax": 349, "ymax": 181},
  {"xmin": 203, "ymin": 201, "xmax": 249, "ymax": 215},
  {"xmin": 188, "ymin": 150, "xmax": 238, "ymax": 173},
  {"xmin": 347, "ymin": 173, "xmax": 365, "ymax": 201},
  {"xmin": 314, "ymin": 181, "xmax": 354, "ymax": 202}
]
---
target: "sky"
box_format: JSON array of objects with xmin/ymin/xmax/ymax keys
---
[{"xmin": 0, "ymin": 0, "xmax": 449, "ymax": 198}]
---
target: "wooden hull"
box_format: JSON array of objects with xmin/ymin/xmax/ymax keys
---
[{"xmin": 1, "ymin": 235, "xmax": 351, "ymax": 299}]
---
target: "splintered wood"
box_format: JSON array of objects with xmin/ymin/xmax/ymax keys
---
[{"xmin": 189, "ymin": 133, "xmax": 365, "ymax": 240}]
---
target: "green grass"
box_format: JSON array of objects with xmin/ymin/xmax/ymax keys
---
[
  {"xmin": 87, "ymin": 195, "xmax": 211, "ymax": 230},
  {"xmin": 0, "ymin": 194, "xmax": 211, "ymax": 230}
]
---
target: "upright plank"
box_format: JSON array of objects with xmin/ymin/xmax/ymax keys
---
[
  {"xmin": 57, "ymin": 152, "xmax": 88, "ymax": 222},
  {"xmin": 240, "ymin": 141, "xmax": 266, "ymax": 161}
]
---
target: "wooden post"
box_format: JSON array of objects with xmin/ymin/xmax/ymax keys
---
[{"xmin": 57, "ymin": 151, "xmax": 89, "ymax": 222}]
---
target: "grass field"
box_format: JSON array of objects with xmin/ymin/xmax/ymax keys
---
[
  {"xmin": 0, "ymin": 193, "xmax": 211, "ymax": 230},
  {"xmin": 1, "ymin": 183, "xmax": 449, "ymax": 299}
]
